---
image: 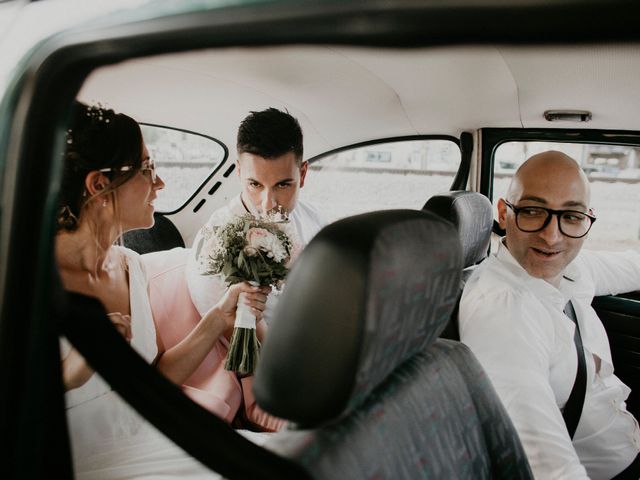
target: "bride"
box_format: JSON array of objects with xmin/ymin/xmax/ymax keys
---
[{"xmin": 56, "ymin": 101, "xmax": 271, "ymax": 478}]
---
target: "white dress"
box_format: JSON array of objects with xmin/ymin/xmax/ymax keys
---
[{"xmin": 62, "ymin": 247, "xmax": 267, "ymax": 479}]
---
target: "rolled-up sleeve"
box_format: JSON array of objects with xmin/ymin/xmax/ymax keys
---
[{"xmin": 578, "ymin": 249, "xmax": 640, "ymax": 297}]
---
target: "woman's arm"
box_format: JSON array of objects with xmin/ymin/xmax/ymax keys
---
[
  {"xmin": 62, "ymin": 348, "xmax": 94, "ymax": 391},
  {"xmin": 156, "ymin": 282, "xmax": 269, "ymax": 385}
]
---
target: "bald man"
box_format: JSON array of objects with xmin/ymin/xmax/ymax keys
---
[{"xmin": 460, "ymin": 151, "xmax": 640, "ymax": 479}]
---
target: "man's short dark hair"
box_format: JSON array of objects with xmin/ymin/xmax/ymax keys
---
[{"xmin": 237, "ymin": 108, "xmax": 303, "ymax": 164}]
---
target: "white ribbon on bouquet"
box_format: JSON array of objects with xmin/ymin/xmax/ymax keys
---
[{"xmin": 234, "ymin": 281, "xmax": 259, "ymax": 329}]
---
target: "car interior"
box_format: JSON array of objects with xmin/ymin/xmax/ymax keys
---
[
  {"xmin": 253, "ymin": 209, "xmax": 531, "ymax": 478},
  {"xmin": 2, "ymin": 1, "xmax": 640, "ymax": 478}
]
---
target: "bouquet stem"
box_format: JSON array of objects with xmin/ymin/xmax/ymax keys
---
[
  {"xmin": 224, "ymin": 327, "xmax": 261, "ymax": 377},
  {"xmin": 224, "ymin": 288, "xmax": 261, "ymax": 377}
]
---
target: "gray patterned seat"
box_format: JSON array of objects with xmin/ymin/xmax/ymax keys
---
[
  {"xmin": 254, "ymin": 209, "xmax": 532, "ymax": 480},
  {"xmin": 423, "ymin": 191, "xmax": 493, "ymax": 340}
]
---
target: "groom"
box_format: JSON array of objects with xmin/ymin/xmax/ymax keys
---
[
  {"xmin": 146, "ymin": 108, "xmax": 325, "ymax": 431},
  {"xmin": 186, "ymin": 107, "xmax": 327, "ymax": 320}
]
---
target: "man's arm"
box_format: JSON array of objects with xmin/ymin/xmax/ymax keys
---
[
  {"xmin": 579, "ymin": 249, "xmax": 640, "ymax": 297},
  {"xmin": 459, "ymin": 286, "xmax": 590, "ymax": 479}
]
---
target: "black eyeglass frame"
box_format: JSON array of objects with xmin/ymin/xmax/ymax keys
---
[{"xmin": 504, "ymin": 200, "xmax": 596, "ymax": 238}]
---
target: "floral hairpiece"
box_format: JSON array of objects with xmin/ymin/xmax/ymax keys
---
[
  {"xmin": 66, "ymin": 103, "xmax": 113, "ymax": 146},
  {"xmin": 85, "ymin": 103, "xmax": 111, "ymax": 124}
]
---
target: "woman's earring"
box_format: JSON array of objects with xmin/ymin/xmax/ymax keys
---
[{"xmin": 102, "ymin": 199, "xmax": 107, "ymax": 208}]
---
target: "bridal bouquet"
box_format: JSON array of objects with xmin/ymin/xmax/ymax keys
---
[{"xmin": 199, "ymin": 210, "xmax": 295, "ymax": 376}]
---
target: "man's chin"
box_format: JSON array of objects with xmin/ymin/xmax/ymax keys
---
[{"xmin": 525, "ymin": 262, "xmax": 564, "ymax": 285}]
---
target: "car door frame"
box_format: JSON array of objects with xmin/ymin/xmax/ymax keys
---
[{"xmin": 4, "ymin": 1, "xmax": 640, "ymax": 477}]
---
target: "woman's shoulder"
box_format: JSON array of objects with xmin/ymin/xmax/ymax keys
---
[
  {"xmin": 113, "ymin": 245, "xmax": 147, "ymax": 280},
  {"xmin": 113, "ymin": 244, "xmax": 141, "ymax": 259}
]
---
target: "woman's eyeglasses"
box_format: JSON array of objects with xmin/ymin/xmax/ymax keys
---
[
  {"xmin": 98, "ymin": 159, "xmax": 158, "ymax": 184},
  {"xmin": 140, "ymin": 160, "xmax": 158, "ymax": 183}
]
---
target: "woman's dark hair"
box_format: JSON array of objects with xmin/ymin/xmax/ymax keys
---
[
  {"xmin": 237, "ymin": 107, "xmax": 303, "ymax": 164},
  {"xmin": 57, "ymin": 101, "xmax": 143, "ymax": 231}
]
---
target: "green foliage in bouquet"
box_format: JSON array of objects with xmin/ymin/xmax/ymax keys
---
[
  {"xmin": 202, "ymin": 213, "xmax": 293, "ymax": 287},
  {"xmin": 200, "ymin": 212, "xmax": 294, "ymax": 376}
]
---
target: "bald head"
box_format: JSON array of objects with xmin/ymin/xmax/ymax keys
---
[
  {"xmin": 498, "ymin": 150, "xmax": 593, "ymax": 286},
  {"xmin": 507, "ymin": 150, "xmax": 590, "ymax": 204}
]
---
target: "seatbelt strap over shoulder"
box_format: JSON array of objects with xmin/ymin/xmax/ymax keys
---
[{"xmin": 562, "ymin": 300, "xmax": 587, "ymax": 439}]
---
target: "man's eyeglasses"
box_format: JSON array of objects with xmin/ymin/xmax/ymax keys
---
[
  {"xmin": 98, "ymin": 159, "xmax": 158, "ymax": 184},
  {"xmin": 504, "ymin": 200, "xmax": 596, "ymax": 238}
]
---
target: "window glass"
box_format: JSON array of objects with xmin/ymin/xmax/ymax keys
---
[
  {"xmin": 493, "ymin": 141, "xmax": 640, "ymax": 251},
  {"xmin": 140, "ymin": 125, "xmax": 226, "ymax": 212},
  {"xmin": 305, "ymin": 139, "xmax": 461, "ymax": 222}
]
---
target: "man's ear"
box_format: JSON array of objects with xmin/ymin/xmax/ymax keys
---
[
  {"xmin": 235, "ymin": 160, "xmax": 241, "ymax": 177},
  {"xmin": 299, "ymin": 161, "xmax": 308, "ymax": 188},
  {"xmin": 497, "ymin": 198, "xmax": 508, "ymax": 229},
  {"xmin": 85, "ymin": 171, "xmax": 109, "ymax": 196}
]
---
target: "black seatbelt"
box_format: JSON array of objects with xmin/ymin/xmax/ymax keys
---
[{"xmin": 562, "ymin": 300, "xmax": 587, "ymax": 439}]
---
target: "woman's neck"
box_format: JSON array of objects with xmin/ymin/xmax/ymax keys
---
[{"xmin": 55, "ymin": 222, "xmax": 119, "ymax": 276}]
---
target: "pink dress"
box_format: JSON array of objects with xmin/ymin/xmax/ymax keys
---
[{"xmin": 143, "ymin": 246, "xmax": 284, "ymax": 432}]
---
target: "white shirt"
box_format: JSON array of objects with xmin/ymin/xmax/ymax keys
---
[
  {"xmin": 186, "ymin": 195, "xmax": 327, "ymax": 318},
  {"xmin": 460, "ymin": 243, "xmax": 640, "ymax": 480}
]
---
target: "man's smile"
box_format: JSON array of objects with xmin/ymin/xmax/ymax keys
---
[{"xmin": 530, "ymin": 246, "xmax": 562, "ymax": 259}]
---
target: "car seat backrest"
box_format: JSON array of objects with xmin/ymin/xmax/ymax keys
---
[
  {"xmin": 423, "ymin": 191, "xmax": 493, "ymax": 340},
  {"xmin": 254, "ymin": 209, "xmax": 533, "ymax": 480},
  {"xmin": 422, "ymin": 190, "xmax": 492, "ymax": 270},
  {"xmin": 123, "ymin": 212, "xmax": 184, "ymax": 254}
]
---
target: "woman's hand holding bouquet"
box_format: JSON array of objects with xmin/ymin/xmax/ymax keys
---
[{"xmin": 214, "ymin": 282, "xmax": 271, "ymax": 329}]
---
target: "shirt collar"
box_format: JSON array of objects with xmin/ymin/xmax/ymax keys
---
[
  {"xmin": 495, "ymin": 240, "xmax": 578, "ymax": 306},
  {"xmin": 229, "ymin": 194, "xmax": 249, "ymax": 216}
]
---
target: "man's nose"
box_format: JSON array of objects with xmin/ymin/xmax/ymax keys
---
[
  {"xmin": 261, "ymin": 189, "xmax": 277, "ymax": 212},
  {"xmin": 538, "ymin": 214, "xmax": 563, "ymax": 243}
]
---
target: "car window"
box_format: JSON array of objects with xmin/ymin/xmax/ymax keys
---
[
  {"xmin": 140, "ymin": 124, "xmax": 227, "ymax": 213},
  {"xmin": 493, "ymin": 141, "xmax": 640, "ymax": 251},
  {"xmin": 305, "ymin": 138, "xmax": 461, "ymax": 222}
]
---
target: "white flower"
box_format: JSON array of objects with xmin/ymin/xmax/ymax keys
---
[
  {"xmin": 198, "ymin": 226, "xmax": 223, "ymax": 272},
  {"xmin": 246, "ymin": 227, "xmax": 287, "ymax": 263},
  {"xmin": 202, "ymin": 229, "xmax": 223, "ymax": 255},
  {"xmin": 244, "ymin": 246, "xmax": 258, "ymax": 256}
]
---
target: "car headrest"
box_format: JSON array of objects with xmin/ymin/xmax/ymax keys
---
[
  {"xmin": 123, "ymin": 213, "xmax": 185, "ymax": 255},
  {"xmin": 253, "ymin": 209, "xmax": 462, "ymax": 427},
  {"xmin": 423, "ymin": 191, "xmax": 492, "ymax": 268}
]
